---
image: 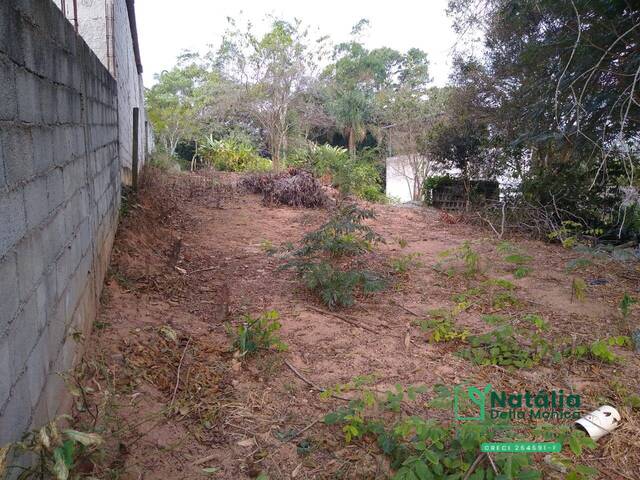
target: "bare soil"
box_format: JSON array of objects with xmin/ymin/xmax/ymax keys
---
[{"xmin": 73, "ymin": 169, "xmax": 640, "ymax": 480}]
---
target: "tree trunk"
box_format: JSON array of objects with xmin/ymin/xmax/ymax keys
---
[{"xmin": 348, "ymin": 127, "xmax": 356, "ymax": 158}]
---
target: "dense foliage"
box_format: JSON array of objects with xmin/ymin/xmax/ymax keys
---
[{"xmin": 146, "ymin": 5, "xmax": 639, "ymax": 237}]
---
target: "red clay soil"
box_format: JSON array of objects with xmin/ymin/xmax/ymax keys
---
[{"xmin": 72, "ymin": 168, "xmax": 640, "ymax": 479}]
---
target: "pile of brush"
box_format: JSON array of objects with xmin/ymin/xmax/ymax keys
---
[{"xmin": 239, "ymin": 169, "xmax": 328, "ymax": 208}]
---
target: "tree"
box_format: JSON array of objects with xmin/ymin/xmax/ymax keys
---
[
  {"xmin": 380, "ymin": 50, "xmax": 439, "ymax": 201},
  {"xmin": 145, "ymin": 57, "xmax": 208, "ymax": 155},
  {"xmin": 447, "ymin": 0, "xmax": 640, "ymax": 233},
  {"xmin": 324, "ymin": 22, "xmax": 402, "ymax": 157},
  {"xmin": 216, "ymin": 18, "xmax": 326, "ymax": 170}
]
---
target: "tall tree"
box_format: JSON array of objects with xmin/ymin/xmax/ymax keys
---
[
  {"xmin": 324, "ymin": 22, "xmax": 402, "ymax": 157},
  {"xmin": 217, "ymin": 18, "xmax": 326, "ymax": 170}
]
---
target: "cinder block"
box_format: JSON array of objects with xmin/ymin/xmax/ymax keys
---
[
  {"xmin": 39, "ymin": 83, "xmax": 58, "ymax": 125},
  {"xmin": 9, "ymin": 295, "xmax": 39, "ymax": 375},
  {"xmin": 25, "ymin": 332, "xmax": 49, "ymax": 410},
  {"xmin": 0, "ymin": 188, "xmax": 27, "ymax": 259},
  {"xmin": 32, "ymin": 126, "xmax": 54, "ymax": 174},
  {"xmin": 16, "ymin": 231, "xmax": 45, "ymax": 302},
  {"xmin": 52, "ymin": 126, "xmax": 70, "ymax": 166},
  {"xmin": 1, "ymin": 126, "xmax": 35, "ymax": 186},
  {"xmin": 0, "ymin": 252, "xmax": 19, "ymax": 336},
  {"xmin": 0, "ymin": 54, "xmax": 17, "ymax": 121},
  {"xmin": 0, "ymin": 373, "xmax": 31, "ymax": 446},
  {"xmin": 16, "ymin": 69, "xmax": 41, "ymax": 124},
  {"xmin": 41, "ymin": 210, "xmax": 66, "ymax": 266},
  {"xmin": 0, "ymin": 336, "xmax": 11, "ymax": 408},
  {"xmin": 0, "ymin": 135, "xmax": 6, "ymax": 190},
  {"xmin": 0, "ymin": 3, "xmax": 24, "ymax": 67},
  {"xmin": 46, "ymin": 167, "xmax": 64, "ymax": 212},
  {"xmin": 23, "ymin": 175, "xmax": 48, "ymax": 229}
]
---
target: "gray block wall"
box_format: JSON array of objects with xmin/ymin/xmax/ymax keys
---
[
  {"xmin": 0, "ymin": 0, "xmax": 121, "ymax": 446},
  {"xmin": 52, "ymin": 0, "xmax": 151, "ymax": 183}
]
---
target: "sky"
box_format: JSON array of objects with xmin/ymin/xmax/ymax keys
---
[{"xmin": 135, "ymin": 0, "xmax": 459, "ymax": 87}]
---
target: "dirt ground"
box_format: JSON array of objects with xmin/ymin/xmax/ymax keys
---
[{"xmin": 72, "ymin": 168, "xmax": 640, "ymax": 480}]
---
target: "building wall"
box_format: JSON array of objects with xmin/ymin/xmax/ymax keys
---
[
  {"xmin": 52, "ymin": 0, "xmax": 151, "ymax": 183},
  {"xmin": 0, "ymin": 0, "xmax": 120, "ymax": 447}
]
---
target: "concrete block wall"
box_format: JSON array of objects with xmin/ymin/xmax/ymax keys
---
[
  {"xmin": 52, "ymin": 0, "xmax": 151, "ymax": 183},
  {"xmin": 0, "ymin": 0, "xmax": 121, "ymax": 446}
]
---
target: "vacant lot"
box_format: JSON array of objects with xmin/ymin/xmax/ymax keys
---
[{"xmin": 72, "ymin": 169, "xmax": 639, "ymax": 480}]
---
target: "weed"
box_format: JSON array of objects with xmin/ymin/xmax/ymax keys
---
[
  {"xmin": 571, "ymin": 277, "xmax": 587, "ymax": 302},
  {"xmin": 434, "ymin": 241, "xmax": 481, "ymax": 277},
  {"xmin": 285, "ymin": 204, "xmax": 386, "ymax": 308},
  {"xmin": 504, "ymin": 253, "xmax": 533, "ymax": 265},
  {"xmin": 566, "ymin": 257, "xmax": 593, "ymax": 272},
  {"xmin": 260, "ymin": 239, "xmax": 277, "ymax": 254},
  {"xmin": 397, "ymin": 237, "xmax": 408, "ymax": 248},
  {"xmin": 523, "ymin": 313, "xmax": 548, "ymax": 331},
  {"xmin": 228, "ymin": 310, "xmax": 287, "ymax": 357},
  {"xmin": 492, "ymin": 291, "xmax": 520, "ymax": 309},
  {"xmin": 482, "ymin": 314, "xmax": 509, "ymax": 325},
  {"xmin": 609, "ymin": 381, "xmax": 640, "ymax": 410},
  {"xmin": 514, "ymin": 266, "xmax": 532, "ymax": 278},
  {"xmin": 420, "ymin": 318, "xmax": 470, "ymax": 343},
  {"xmin": 324, "ymin": 385, "xmax": 542, "ymax": 479},
  {"xmin": 389, "ymin": 253, "xmax": 422, "ymax": 274},
  {"xmin": 302, "ymin": 263, "xmax": 384, "ymax": 309},
  {"xmin": 565, "ymin": 336, "xmax": 631, "ymax": 363},
  {"xmin": 3, "ymin": 417, "xmax": 103, "ymax": 480},
  {"xmin": 459, "ymin": 326, "xmax": 540, "ymax": 368},
  {"xmin": 619, "ymin": 293, "xmax": 637, "ymax": 318},
  {"xmin": 498, "ymin": 244, "xmax": 534, "ymax": 278}
]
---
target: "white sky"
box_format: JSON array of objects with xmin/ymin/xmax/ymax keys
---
[{"xmin": 136, "ymin": 0, "xmax": 459, "ymax": 87}]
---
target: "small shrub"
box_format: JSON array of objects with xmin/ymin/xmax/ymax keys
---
[
  {"xmin": 434, "ymin": 241, "xmax": 481, "ymax": 277},
  {"xmin": 228, "ymin": 310, "xmax": 287, "ymax": 357},
  {"xmin": 420, "ymin": 317, "xmax": 469, "ymax": 343},
  {"xmin": 620, "ymin": 293, "xmax": 637, "ymax": 318},
  {"xmin": 324, "ymin": 384, "xmax": 541, "ymax": 479},
  {"xmin": 302, "ymin": 263, "xmax": 384, "ymax": 309},
  {"xmin": 565, "ymin": 336, "xmax": 631, "ymax": 363},
  {"xmin": 287, "ymin": 143, "xmax": 384, "ymax": 200},
  {"xmin": 285, "ymin": 204, "xmax": 386, "ymax": 308},
  {"xmin": 201, "ymin": 135, "xmax": 271, "ymax": 172},
  {"xmin": 389, "ymin": 253, "xmax": 422, "ymax": 274},
  {"xmin": 460, "ymin": 326, "xmax": 539, "ymax": 368}
]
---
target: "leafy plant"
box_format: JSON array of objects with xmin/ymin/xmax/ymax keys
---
[
  {"xmin": 435, "ymin": 241, "xmax": 481, "ymax": 277},
  {"xmin": 459, "ymin": 326, "xmax": 540, "ymax": 368},
  {"xmin": 4, "ymin": 417, "xmax": 103, "ymax": 480},
  {"xmin": 201, "ymin": 135, "xmax": 272, "ymax": 172},
  {"xmin": 302, "ymin": 263, "xmax": 384, "ymax": 309},
  {"xmin": 389, "ymin": 253, "xmax": 423, "ymax": 274},
  {"xmin": 619, "ymin": 293, "xmax": 637, "ymax": 319},
  {"xmin": 324, "ymin": 385, "xmax": 541, "ymax": 480},
  {"xmin": 228, "ymin": 310, "xmax": 287, "ymax": 356},
  {"xmin": 421, "ymin": 317, "xmax": 469, "ymax": 343},
  {"xmin": 565, "ymin": 336, "xmax": 631, "ymax": 363},
  {"xmin": 285, "ymin": 204, "xmax": 386, "ymax": 308}
]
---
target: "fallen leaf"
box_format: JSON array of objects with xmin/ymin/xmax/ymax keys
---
[{"xmin": 237, "ymin": 438, "xmax": 254, "ymax": 447}]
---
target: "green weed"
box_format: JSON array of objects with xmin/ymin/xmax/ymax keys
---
[
  {"xmin": 228, "ymin": 310, "xmax": 287, "ymax": 357},
  {"xmin": 389, "ymin": 253, "xmax": 423, "ymax": 274}
]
